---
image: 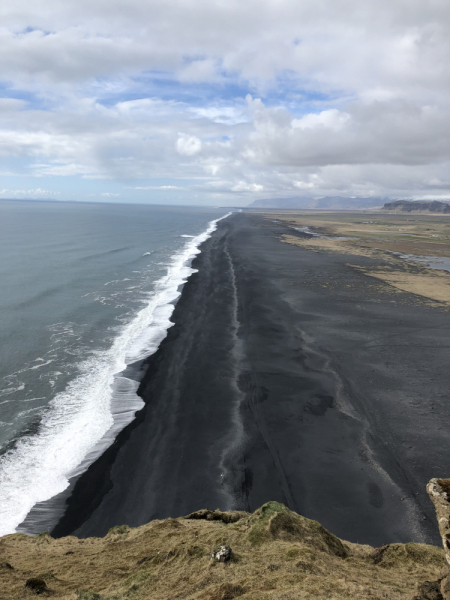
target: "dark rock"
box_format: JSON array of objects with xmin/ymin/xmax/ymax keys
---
[{"xmin": 24, "ymin": 578, "xmax": 47, "ymax": 594}]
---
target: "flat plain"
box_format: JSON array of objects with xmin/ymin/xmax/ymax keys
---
[{"xmin": 264, "ymin": 210, "xmax": 450, "ymax": 307}]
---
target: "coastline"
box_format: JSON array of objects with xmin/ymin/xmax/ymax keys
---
[
  {"xmin": 12, "ymin": 210, "xmax": 229, "ymax": 537},
  {"xmin": 49, "ymin": 213, "xmax": 450, "ymax": 546}
]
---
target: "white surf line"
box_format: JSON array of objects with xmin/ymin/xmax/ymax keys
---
[{"xmin": 0, "ymin": 211, "xmax": 232, "ymax": 536}]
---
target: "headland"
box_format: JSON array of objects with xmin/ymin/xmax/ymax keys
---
[{"xmin": 1, "ymin": 501, "xmax": 447, "ymax": 600}]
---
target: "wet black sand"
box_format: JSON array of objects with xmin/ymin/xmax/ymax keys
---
[{"xmin": 51, "ymin": 213, "xmax": 450, "ymax": 546}]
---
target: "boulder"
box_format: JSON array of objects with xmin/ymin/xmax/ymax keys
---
[
  {"xmin": 211, "ymin": 545, "xmax": 232, "ymax": 562},
  {"xmin": 24, "ymin": 577, "xmax": 47, "ymax": 594}
]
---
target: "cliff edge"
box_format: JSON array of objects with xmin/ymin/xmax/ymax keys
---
[{"xmin": 0, "ymin": 501, "xmax": 447, "ymax": 600}]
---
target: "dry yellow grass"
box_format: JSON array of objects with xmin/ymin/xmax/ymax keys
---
[
  {"xmin": 276, "ymin": 214, "xmax": 450, "ymax": 308},
  {"xmin": 351, "ymin": 266, "xmax": 450, "ymax": 306},
  {"xmin": 262, "ymin": 210, "xmax": 450, "ymax": 258},
  {"xmin": 280, "ymin": 234, "xmax": 377, "ymax": 259},
  {"xmin": 0, "ymin": 503, "xmax": 445, "ymax": 600}
]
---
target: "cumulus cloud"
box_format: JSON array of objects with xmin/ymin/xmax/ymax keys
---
[
  {"xmin": 292, "ymin": 110, "xmax": 350, "ymax": 131},
  {"xmin": 2, "ymin": 0, "xmax": 450, "ymax": 98},
  {"xmin": 176, "ymin": 134, "xmax": 202, "ymax": 156},
  {"xmin": 1, "ymin": 0, "xmax": 450, "ymax": 202},
  {"xmin": 242, "ymin": 100, "xmax": 450, "ymax": 168}
]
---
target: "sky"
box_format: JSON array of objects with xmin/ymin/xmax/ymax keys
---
[{"xmin": 1, "ymin": 0, "xmax": 450, "ymax": 206}]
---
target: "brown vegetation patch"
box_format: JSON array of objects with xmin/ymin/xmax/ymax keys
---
[{"xmin": 281, "ymin": 234, "xmax": 373, "ymax": 258}]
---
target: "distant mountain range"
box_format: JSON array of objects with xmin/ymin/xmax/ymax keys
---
[
  {"xmin": 383, "ymin": 200, "xmax": 450, "ymax": 213},
  {"xmin": 247, "ymin": 196, "xmax": 386, "ymax": 210}
]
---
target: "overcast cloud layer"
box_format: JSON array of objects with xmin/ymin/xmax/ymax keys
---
[{"xmin": 1, "ymin": 0, "xmax": 450, "ymax": 204}]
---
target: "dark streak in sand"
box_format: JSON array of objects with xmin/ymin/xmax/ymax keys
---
[{"xmin": 50, "ymin": 213, "xmax": 450, "ymax": 546}]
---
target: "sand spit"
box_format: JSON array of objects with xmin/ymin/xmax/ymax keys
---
[{"xmin": 0, "ymin": 502, "xmax": 446, "ymax": 600}]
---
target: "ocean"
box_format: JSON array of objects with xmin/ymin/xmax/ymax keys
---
[{"xmin": 0, "ymin": 200, "xmax": 230, "ymax": 536}]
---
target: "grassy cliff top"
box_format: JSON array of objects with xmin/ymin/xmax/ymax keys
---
[{"xmin": 0, "ymin": 502, "xmax": 445, "ymax": 600}]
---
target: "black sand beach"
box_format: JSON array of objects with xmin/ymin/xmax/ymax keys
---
[{"xmin": 50, "ymin": 213, "xmax": 450, "ymax": 546}]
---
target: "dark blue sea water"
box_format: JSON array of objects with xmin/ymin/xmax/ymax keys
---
[{"xmin": 0, "ymin": 200, "xmax": 230, "ymax": 535}]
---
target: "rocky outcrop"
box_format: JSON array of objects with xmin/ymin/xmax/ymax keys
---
[
  {"xmin": 427, "ymin": 479, "xmax": 450, "ymax": 567},
  {"xmin": 422, "ymin": 478, "xmax": 450, "ymax": 600},
  {"xmin": 409, "ymin": 478, "xmax": 450, "ymax": 600}
]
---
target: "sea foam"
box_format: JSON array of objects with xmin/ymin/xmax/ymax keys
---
[{"xmin": 0, "ymin": 212, "xmax": 231, "ymax": 536}]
